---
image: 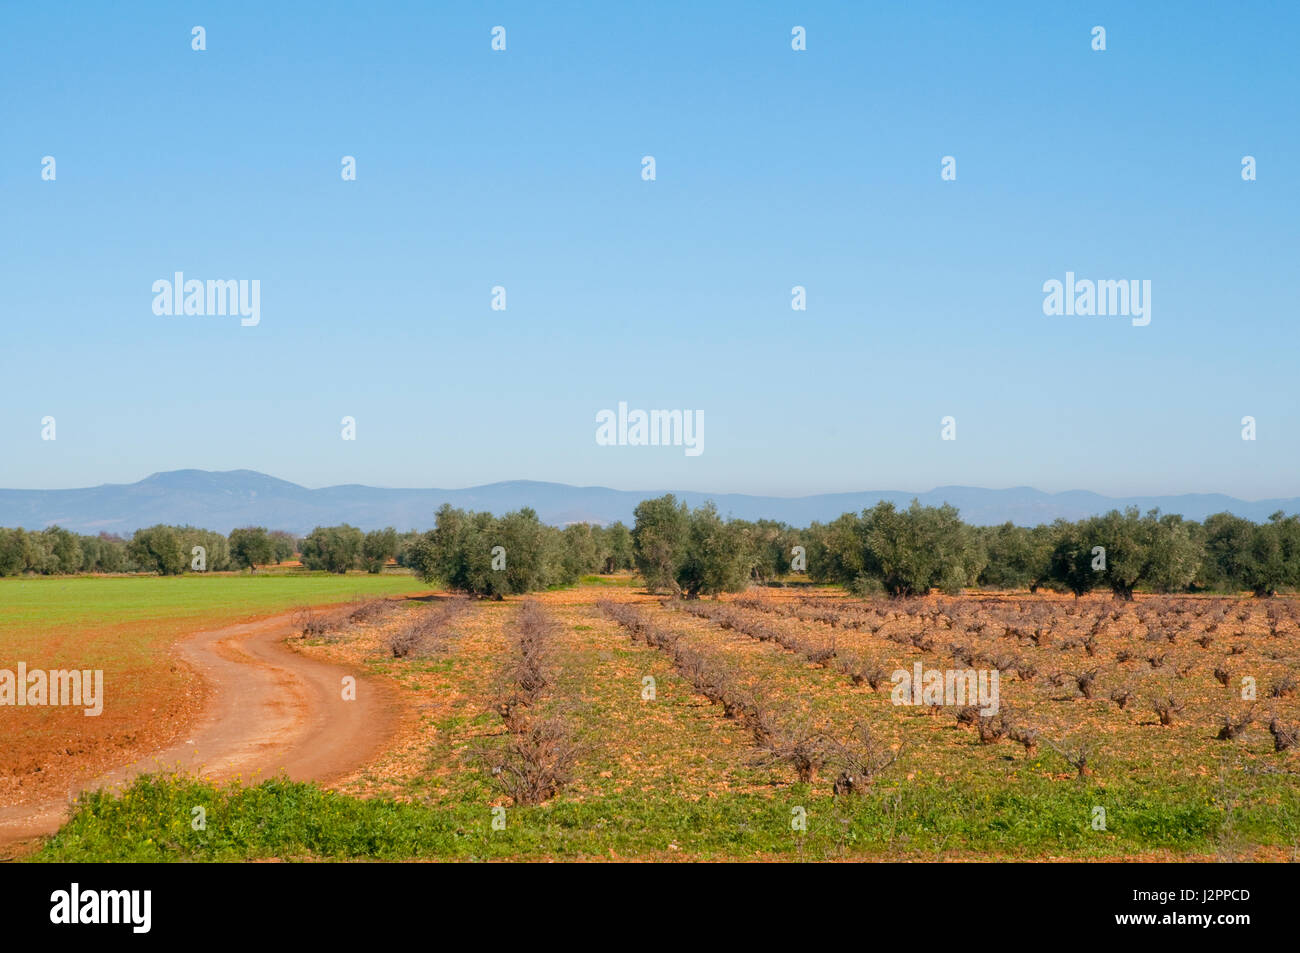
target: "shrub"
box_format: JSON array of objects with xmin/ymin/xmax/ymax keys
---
[
  {"xmin": 753, "ymin": 717, "xmax": 831, "ymax": 784},
  {"xmin": 386, "ymin": 597, "xmax": 468, "ymax": 658},
  {"xmin": 1268, "ymin": 718, "xmax": 1298, "ymax": 752},
  {"xmin": 1045, "ymin": 736, "xmax": 1096, "ymax": 779},
  {"xmin": 481, "ymin": 718, "xmax": 581, "ymax": 806},
  {"xmin": 1151, "ymin": 695, "xmax": 1185, "ymax": 727},
  {"xmin": 829, "ymin": 725, "xmax": 903, "ymax": 796},
  {"xmin": 1216, "ymin": 707, "xmax": 1255, "ymax": 741}
]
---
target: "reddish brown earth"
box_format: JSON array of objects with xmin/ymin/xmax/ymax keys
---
[{"xmin": 0, "ymin": 611, "xmax": 410, "ymax": 853}]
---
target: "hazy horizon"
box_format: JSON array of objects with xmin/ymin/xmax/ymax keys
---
[
  {"xmin": 4, "ymin": 467, "xmax": 1299, "ymax": 538},
  {"xmin": 5, "ymin": 466, "xmax": 1300, "ymax": 504}
]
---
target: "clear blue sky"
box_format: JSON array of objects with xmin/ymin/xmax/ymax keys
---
[{"xmin": 2, "ymin": 1, "xmax": 1296, "ymax": 498}]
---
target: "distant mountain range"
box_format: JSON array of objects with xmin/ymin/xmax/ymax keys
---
[{"xmin": 0, "ymin": 470, "xmax": 1295, "ymax": 536}]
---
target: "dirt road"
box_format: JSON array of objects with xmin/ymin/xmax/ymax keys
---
[{"xmin": 0, "ymin": 610, "xmax": 406, "ymax": 852}]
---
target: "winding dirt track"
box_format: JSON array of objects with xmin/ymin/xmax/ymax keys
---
[{"xmin": 0, "ymin": 610, "xmax": 406, "ymax": 852}]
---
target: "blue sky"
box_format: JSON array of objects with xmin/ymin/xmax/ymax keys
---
[{"xmin": 2, "ymin": 1, "xmax": 1296, "ymax": 499}]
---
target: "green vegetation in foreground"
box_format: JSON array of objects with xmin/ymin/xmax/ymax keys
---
[{"xmin": 29, "ymin": 773, "xmax": 1300, "ymax": 862}]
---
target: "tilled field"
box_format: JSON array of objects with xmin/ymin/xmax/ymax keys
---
[{"xmin": 289, "ymin": 581, "xmax": 1300, "ymax": 860}]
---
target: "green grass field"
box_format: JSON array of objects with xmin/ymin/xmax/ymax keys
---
[
  {"xmin": 28, "ymin": 771, "xmax": 1299, "ymax": 862},
  {"xmin": 0, "ymin": 571, "xmax": 431, "ymax": 639},
  {"xmin": 0, "ymin": 570, "xmax": 433, "ymax": 677},
  {"xmin": 0, "ymin": 571, "xmax": 434, "ymax": 811}
]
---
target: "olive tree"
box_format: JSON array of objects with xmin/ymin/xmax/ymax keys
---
[
  {"xmin": 299, "ymin": 524, "xmax": 363, "ymax": 573},
  {"xmin": 229, "ymin": 527, "xmax": 274, "ymax": 571}
]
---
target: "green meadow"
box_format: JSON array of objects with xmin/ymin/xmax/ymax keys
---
[
  {"xmin": 27, "ymin": 772, "xmax": 1300, "ymax": 862},
  {"xmin": 0, "ymin": 571, "xmax": 432, "ymax": 673}
]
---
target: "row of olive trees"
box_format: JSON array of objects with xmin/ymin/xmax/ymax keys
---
[
  {"xmin": 627, "ymin": 496, "xmax": 1300, "ymax": 599},
  {"xmin": 630, "ymin": 496, "xmax": 757, "ymax": 597},
  {"xmin": 0, "ymin": 524, "xmax": 298, "ymax": 576},
  {"xmin": 0, "ymin": 514, "xmax": 638, "ymax": 583},
  {"xmin": 6, "ymin": 500, "xmax": 1296, "ymax": 597},
  {"xmin": 113, "ymin": 525, "xmax": 298, "ymax": 575},
  {"xmin": 629, "ymin": 496, "xmax": 981, "ymax": 599},
  {"xmin": 962, "ymin": 509, "xmax": 1300, "ymax": 599},
  {"xmin": 809, "ymin": 505, "xmax": 1300, "ymax": 599},
  {"xmin": 403, "ymin": 504, "xmax": 634, "ymax": 597},
  {"xmin": 0, "ymin": 522, "xmax": 421, "ymax": 577},
  {"xmin": 297, "ymin": 525, "xmax": 465, "ymax": 574},
  {"xmin": 630, "ymin": 495, "xmax": 989, "ymax": 599}
]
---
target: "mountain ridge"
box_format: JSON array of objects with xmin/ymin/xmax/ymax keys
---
[
  {"xmin": 5, "ymin": 468, "xmax": 1294, "ymax": 535},
  {"xmin": 0, "ymin": 470, "xmax": 1294, "ymax": 535}
]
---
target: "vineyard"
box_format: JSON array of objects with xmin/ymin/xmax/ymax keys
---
[{"xmin": 138, "ymin": 580, "xmax": 1298, "ymax": 862}]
